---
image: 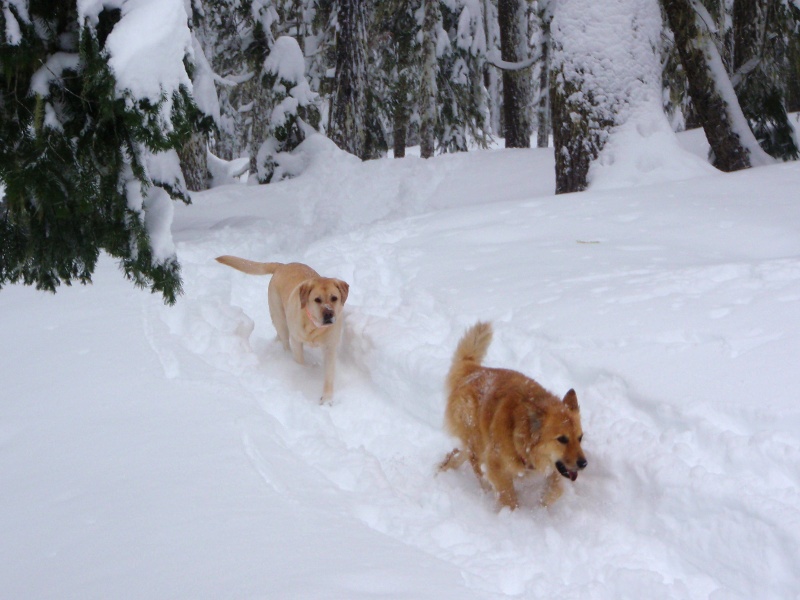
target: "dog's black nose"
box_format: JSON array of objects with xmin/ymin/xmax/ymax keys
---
[{"xmin": 577, "ymin": 457, "xmax": 588, "ymax": 470}]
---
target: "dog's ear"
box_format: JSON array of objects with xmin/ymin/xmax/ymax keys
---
[
  {"xmin": 335, "ymin": 280, "xmax": 350, "ymax": 305},
  {"xmin": 563, "ymin": 388, "xmax": 579, "ymax": 412},
  {"xmin": 298, "ymin": 281, "xmax": 314, "ymax": 308}
]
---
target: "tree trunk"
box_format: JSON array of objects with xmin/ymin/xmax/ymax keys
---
[
  {"xmin": 178, "ymin": 131, "xmax": 209, "ymax": 192},
  {"xmin": 536, "ymin": 6, "xmax": 551, "ymax": 148},
  {"xmin": 550, "ymin": 74, "xmax": 604, "ymax": 194},
  {"xmin": 393, "ymin": 104, "xmax": 409, "ymax": 158},
  {"xmin": 498, "ymin": 0, "xmax": 531, "ymax": 148},
  {"xmin": 419, "ymin": 0, "xmax": 439, "ymax": 159},
  {"xmin": 661, "ymin": 0, "xmax": 751, "ymax": 171},
  {"xmin": 328, "ymin": 0, "xmax": 369, "ymax": 159},
  {"xmin": 732, "ymin": 0, "xmax": 759, "ymax": 73},
  {"xmin": 731, "ymin": 0, "xmax": 799, "ymax": 160},
  {"xmin": 392, "ymin": 14, "xmax": 413, "ymax": 159}
]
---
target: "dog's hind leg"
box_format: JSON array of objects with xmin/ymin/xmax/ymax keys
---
[
  {"xmin": 268, "ymin": 286, "xmax": 290, "ymax": 352},
  {"xmin": 439, "ymin": 448, "xmax": 467, "ymax": 471}
]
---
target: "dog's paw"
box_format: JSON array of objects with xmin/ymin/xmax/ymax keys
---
[{"xmin": 319, "ymin": 393, "xmax": 333, "ymax": 405}]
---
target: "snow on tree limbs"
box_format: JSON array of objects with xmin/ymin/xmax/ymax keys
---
[{"xmin": 0, "ymin": 1, "xmax": 205, "ymax": 304}]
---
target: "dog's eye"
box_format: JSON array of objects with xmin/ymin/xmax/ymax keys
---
[
  {"xmin": 557, "ymin": 435, "xmax": 569, "ymax": 444},
  {"xmin": 314, "ymin": 297, "xmax": 322, "ymax": 304},
  {"xmin": 331, "ymin": 296, "xmax": 338, "ymax": 303}
]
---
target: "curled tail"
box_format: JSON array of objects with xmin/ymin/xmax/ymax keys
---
[
  {"xmin": 216, "ymin": 255, "xmax": 282, "ymax": 275},
  {"xmin": 447, "ymin": 321, "xmax": 493, "ymax": 394}
]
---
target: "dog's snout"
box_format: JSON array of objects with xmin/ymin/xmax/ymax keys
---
[
  {"xmin": 577, "ymin": 457, "xmax": 588, "ymax": 470},
  {"xmin": 322, "ymin": 309, "xmax": 335, "ymax": 324}
]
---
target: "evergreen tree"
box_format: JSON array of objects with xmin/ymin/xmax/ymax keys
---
[
  {"xmin": 328, "ymin": 0, "xmax": 370, "ymax": 158},
  {"xmin": 437, "ymin": 0, "xmax": 489, "ymax": 152},
  {"xmin": 550, "ymin": 0, "xmax": 615, "ymax": 193},
  {"xmin": 482, "ymin": 0, "xmax": 502, "ymax": 138},
  {"xmin": 661, "ymin": 0, "xmax": 764, "ymax": 171},
  {"xmin": 731, "ymin": 0, "xmax": 799, "ymax": 160},
  {"xmin": 193, "ymin": 0, "xmax": 279, "ymax": 174},
  {"xmin": 419, "ymin": 0, "xmax": 440, "ymax": 158},
  {"xmin": 497, "ymin": 0, "xmax": 532, "ymax": 148},
  {"xmin": 256, "ymin": 36, "xmax": 321, "ymax": 182},
  {"xmin": 550, "ymin": 0, "xmax": 663, "ymax": 194},
  {"xmin": 373, "ymin": 0, "xmax": 418, "ymax": 158},
  {"xmin": 0, "ymin": 0, "xmax": 203, "ymax": 304},
  {"xmin": 534, "ymin": 0, "xmax": 552, "ymax": 148}
]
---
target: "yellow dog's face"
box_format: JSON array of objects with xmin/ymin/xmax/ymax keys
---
[{"xmin": 299, "ymin": 278, "xmax": 349, "ymax": 326}]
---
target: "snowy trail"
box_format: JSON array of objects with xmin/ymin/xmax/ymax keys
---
[{"xmin": 140, "ymin": 146, "xmax": 800, "ymax": 598}]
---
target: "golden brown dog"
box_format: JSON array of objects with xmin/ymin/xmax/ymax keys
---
[
  {"xmin": 440, "ymin": 322, "xmax": 587, "ymax": 508},
  {"xmin": 216, "ymin": 256, "xmax": 349, "ymax": 403}
]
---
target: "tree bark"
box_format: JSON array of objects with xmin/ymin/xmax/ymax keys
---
[
  {"xmin": 536, "ymin": 6, "xmax": 551, "ymax": 148},
  {"xmin": 419, "ymin": 0, "xmax": 439, "ymax": 159},
  {"xmin": 178, "ymin": 131, "xmax": 209, "ymax": 192},
  {"xmin": 328, "ymin": 0, "xmax": 369, "ymax": 159},
  {"xmin": 498, "ymin": 0, "xmax": 531, "ymax": 148},
  {"xmin": 661, "ymin": 0, "xmax": 751, "ymax": 171},
  {"xmin": 550, "ymin": 74, "xmax": 606, "ymax": 194},
  {"xmin": 392, "ymin": 10, "xmax": 414, "ymax": 159}
]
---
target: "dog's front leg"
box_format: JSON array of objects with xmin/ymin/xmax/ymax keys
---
[
  {"xmin": 290, "ymin": 338, "xmax": 305, "ymax": 365},
  {"xmin": 486, "ymin": 459, "xmax": 518, "ymax": 510},
  {"xmin": 320, "ymin": 344, "xmax": 336, "ymax": 404},
  {"xmin": 541, "ymin": 471, "xmax": 564, "ymax": 507}
]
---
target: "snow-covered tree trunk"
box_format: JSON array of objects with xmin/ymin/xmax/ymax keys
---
[
  {"xmin": 498, "ymin": 0, "xmax": 531, "ymax": 148},
  {"xmin": 550, "ymin": 0, "xmax": 666, "ymax": 194},
  {"xmin": 731, "ymin": 0, "xmax": 799, "ymax": 160},
  {"xmin": 482, "ymin": 0, "xmax": 502, "ymax": 136},
  {"xmin": 328, "ymin": 0, "xmax": 369, "ymax": 158},
  {"xmin": 420, "ymin": 0, "xmax": 440, "ymax": 158},
  {"xmin": 549, "ymin": 0, "xmax": 615, "ymax": 193},
  {"xmin": 661, "ymin": 0, "xmax": 760, "ymax": 171}
]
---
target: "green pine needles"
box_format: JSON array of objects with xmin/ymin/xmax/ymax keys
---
[{"xmin": 1, "ymin": 2, "xmax": 202, "ymax": 304}]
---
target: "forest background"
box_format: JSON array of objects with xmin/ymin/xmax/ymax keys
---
[{"xmin": 1, "ymin": 0, "xmax": 799, "ymax": 300}]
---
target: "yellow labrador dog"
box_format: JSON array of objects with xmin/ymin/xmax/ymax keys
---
[{"xmin": 216, "ymin": 256, "xmax": 349, "ymax": 403}]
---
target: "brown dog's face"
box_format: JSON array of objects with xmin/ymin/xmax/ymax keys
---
[
  {"xmin": 299, "ymin": 278, "xmax": 349, "ymax": 326},
  {"xmin": 523, "ymin": 389, "xmax": 587, "ymax": 481}
]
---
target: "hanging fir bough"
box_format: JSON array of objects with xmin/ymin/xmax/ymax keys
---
[{"xmin": 0, "ymin": 0, "xmax": 206, "ymax": 304}]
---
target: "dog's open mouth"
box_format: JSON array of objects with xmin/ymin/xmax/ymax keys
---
[{"xmin": 556, "ymin": 461, "xmax": 578, "ymax": 481}]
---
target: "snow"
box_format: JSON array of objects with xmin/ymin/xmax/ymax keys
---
[
  {"xmin": 3, "ymin": 4, "xmax": 23, "ymax": 45},
  {"xmin": 3, "ymin": 124, "xmax": 800, "ymax": 598},
  {"xmin": 264, "ymin": 36, "xmax": 308, "ymax": 87},
  {"xmin": 79, "ymin": 0, "xmax": 193, "ymax": 107},
  {"xmin": 29, "ymin": 52, "xmax": 81, "ymax": 97},
  {"xmin": 551, "ymin": 0, "xmax": 663, "ymax": 128},
  {"xmin": 590, "ymin": 100, "xmax": 719, "ymax": 189}
]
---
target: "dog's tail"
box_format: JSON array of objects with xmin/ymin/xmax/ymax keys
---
[
  {"xmin": 216, "ymin": 255, "xmax": 282, "ymax": 275},
  {"xmin": 447, "ymin": 321, "xmax": 493, "ymax": 392}
]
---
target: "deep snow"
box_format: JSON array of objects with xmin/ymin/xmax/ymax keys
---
[{"xmin": 2, "ymin": 126, "xmax": 800, "ymax": 599}]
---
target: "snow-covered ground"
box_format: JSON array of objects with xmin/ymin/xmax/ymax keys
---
[{"xmin": 2, "ymin": 125, "xmax": 800, "ymax": 599}]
